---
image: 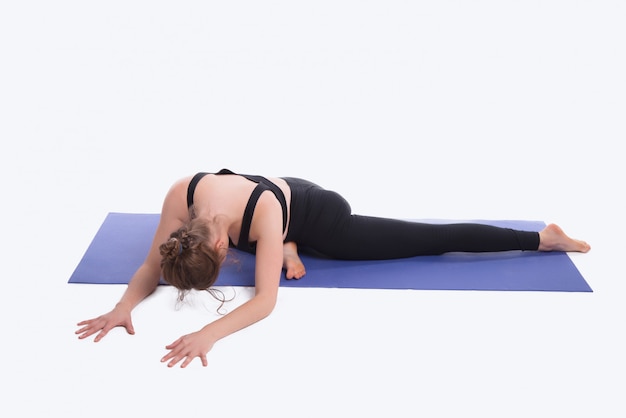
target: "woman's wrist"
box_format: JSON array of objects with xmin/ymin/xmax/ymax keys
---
[
  {"xmin": 200, "ymin": 323, "xmax": 221, "ymax": 344},
  {"xmin": 115, "ymin": 301, "xmax": 133, "ymax": 313}
]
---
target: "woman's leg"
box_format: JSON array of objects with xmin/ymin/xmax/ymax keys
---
[
  {"xmin": 301, "ymin": 189, "xmax": 589, "ymax": 260},
  {"xmin": 315, "ymin": 215, "xmax": 541, "ymax": 260},
  {"xmin": 288, "ymin": 181, "xmax": 590, "ymax": 261}
]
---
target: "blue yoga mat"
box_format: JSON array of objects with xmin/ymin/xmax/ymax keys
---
[{"xmin": 68, "ymin": 212, "xmax": 592, "ymax": 292}]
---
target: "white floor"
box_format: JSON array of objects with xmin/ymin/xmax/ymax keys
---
[{"xmin": 2, "ymin": 1, "xmax": 624, "ymax": 417}]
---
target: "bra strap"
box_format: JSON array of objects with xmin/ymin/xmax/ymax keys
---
[
  {"xmin": 187, "ymin": 172, "xmax": 209, "ymax": 208},
  {"xmin": 236, "ymin": 183, "xmax": 269, "ymax": 252}
]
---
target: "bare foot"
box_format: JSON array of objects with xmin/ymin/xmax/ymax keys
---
[
  {"xmin": 283, "ymin": 242, "xmax": 306, "ymax": 279},
  {"xmin": 538, "ymin": 224, "xmax": 591, "ymax": 253}
]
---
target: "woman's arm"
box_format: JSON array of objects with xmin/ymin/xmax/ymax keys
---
[
  {"xmin": 116, "ymin": 190, "xmax": 187, "ymax": 310},
  {"xmin": 161, "ymin": 192, "xmax": 284, "ymax": 368},
  {"xmin": 76, "ymin": 180, "xmax": 188, "ymax": 341}
]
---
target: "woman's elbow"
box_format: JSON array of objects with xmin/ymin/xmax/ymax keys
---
[{"xmin": 256, "ymin": 294, "xmax": 278, "ymax": 319}]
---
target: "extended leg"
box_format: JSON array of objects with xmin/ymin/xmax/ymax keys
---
[{"xmin": 317, "ymin": 217, "xmax": 543, "ymax": 260}]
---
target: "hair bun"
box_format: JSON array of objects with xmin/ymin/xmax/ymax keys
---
[{"xmin": 159, "ymin": 237, "xmax": 181, "ymax": 260}]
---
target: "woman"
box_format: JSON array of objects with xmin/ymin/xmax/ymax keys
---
[{"xmin": 76, "ymin": 169, "xmax": 590, "ymax": 368}]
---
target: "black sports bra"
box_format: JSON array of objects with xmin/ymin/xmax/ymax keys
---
[{"xmin": 187, "ymin": 168, "xmax": 288, "ymax": 253}]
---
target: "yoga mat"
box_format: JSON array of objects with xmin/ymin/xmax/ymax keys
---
[{"xmin": 68, "ymin": 212, "xmax": 592, "ymax": 292}]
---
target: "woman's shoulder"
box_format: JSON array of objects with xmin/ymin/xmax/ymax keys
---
[
  {"xmin": 160, "ymin": 176, "xmax": 194, "ymax": 213},
  {"xmin": 167, "ymin": 175, "xmax": 194, "ymax": 195}
]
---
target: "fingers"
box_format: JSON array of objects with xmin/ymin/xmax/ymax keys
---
[
  {"xmin": 164, "ymin": 337, "xmax": 183, "ymax": 350},
  {"xmin": 75, "ymin": 318, "xmax": 98, "ymax": 334},
  {"xmin": 75, "ymin": 316, "xmax": 135, "ymax": 341},
  {"xmin": 162, "ymin": 353, "xmax": 208, "ymax": 368},
  {"xmin": 179, "ymin": 357, "xmax": 193, "ymax": 368},
  {"xmin": 177, "ymin": 353, "xmax": 207, "ymax": 369},
  {"xmin": 161, "ymin": 336, "xmax": 210, "ymax": 368},
  {"xmin": 75, "ymin": 319, "xmax": 102, "ymax": 340},
  {"xmin": 80, "ymin": 318, "xmax": 211, "ymax": 368},
  {"xmin": 84, "ymin": 321, "xmax": 112, "ymax": 342},
  {"xmin": 76, "ymin": 329, "xmax": 96, "ymax": 339},
  {"xmin": 93, "ymin": 329, "xmax": 109, "ymax": 342},
  {"xmin": 161, "ymin": 340, "xmax": 180, "ymax": 365},
  {"xmin": 125, "ymin": 320, "xmax": 135, "ymax": 335},
  {"xmin": 161, "ymin": 345, "xmax": 183, "ymax": 367},
  {"xmin": 95, "ymin": 322, "xmax": 120, "ymax": 342}
]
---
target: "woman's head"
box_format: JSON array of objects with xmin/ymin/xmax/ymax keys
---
[{"xmin": 159, "ymin": 217, "xmax": 226, "ymax": 293}]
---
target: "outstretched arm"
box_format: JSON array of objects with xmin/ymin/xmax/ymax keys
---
[
  {"xmin": 76, "ymin": 180, "xmax": 188, "ymax": 341},
  {"xmin": 161, "ymin": 192, "xmax": 284, "ymax": 368}
]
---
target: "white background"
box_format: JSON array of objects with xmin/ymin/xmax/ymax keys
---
[{"xmin": 1, "ymin": 1, "xmax": 624, "ymax": 417}]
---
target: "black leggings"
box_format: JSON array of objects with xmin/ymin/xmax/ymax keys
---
[{"xmin": 283, "ymin": 177, "xmax": 540, "ymax": 260}]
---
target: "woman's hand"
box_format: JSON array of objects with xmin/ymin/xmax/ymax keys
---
[
  {"xmin": 75, "ymin": 304, "xmax": 135, "ymax": 342},
  {"xmin": 161, "ymin": 329, "xmax": 215, "ymax": 368}
]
